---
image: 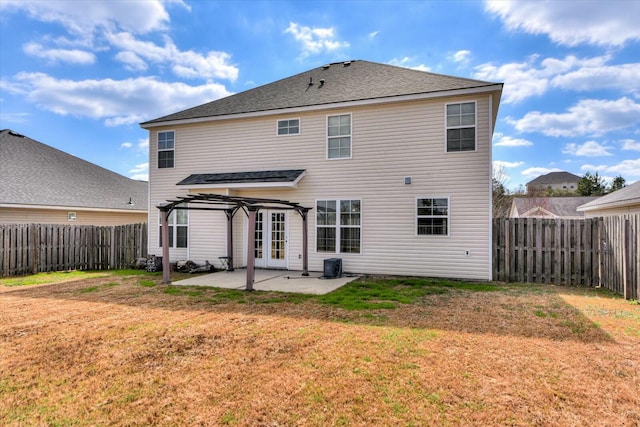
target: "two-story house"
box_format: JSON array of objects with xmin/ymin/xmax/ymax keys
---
[
  {"xmin": 526, "ymin": 171, "xmax": 581, "ymax": 194},
  {"xmin": 141, "ymin": 60, "xmax": 503, "ymax": 282}
]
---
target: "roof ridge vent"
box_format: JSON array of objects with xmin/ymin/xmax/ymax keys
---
[
  {"xmin": 343, "ymin": 61, "xmax": 351, "ymax": 67},
  {"xmin": 322, "ymin": 64, "xmax": 330, "ymax": 70},
  {"xmin": 8, "ymin": 130, "xmax": 26, "ymax": 138}
]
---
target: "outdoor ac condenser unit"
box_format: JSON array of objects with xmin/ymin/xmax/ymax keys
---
[{"xmin": 323, "ymin": 258, "xmax": 342, "ymax": 279}]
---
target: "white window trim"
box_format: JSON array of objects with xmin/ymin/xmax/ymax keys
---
[
  {"xmin": 444, "ymin": 101, "xmax": 477, "ymax": 153},
  {"xmin": 326, "ymin": 113, "xmax": 353, "ymax": 160},
  {"xmin": 315, "ymin": 197, "xmax": 362, "ymax": 254},
  {"xmin": 276, "ymin": 118, "xmax": 301, "ymax": 136},
  {"xmin": 157, "ymin": 130, "xmax": 176, "ymax": 169},
  {"xmin": 158, "ymin": 205, "xmax": 189, "ymax": 249},
  {"xmin": 416, "ymin": 196, "xmax": 450, "ymax": 237}
]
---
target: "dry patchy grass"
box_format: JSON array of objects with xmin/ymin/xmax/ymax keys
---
[{"xmin": 1, "ymin": 273, "xmax": 638, "ymax": 426}]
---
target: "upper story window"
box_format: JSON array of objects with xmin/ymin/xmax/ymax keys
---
[
  {"xmin": 327, "ymin": 114, "xmax": 351, "ymax": 159},
  {"xmin": 417, "ymin": 197, "xmax": 449, "ymax": 236},
  {"xmin": 446, "ymin": 102, "xmax": 476, "ymax": 152},
  {"xmin": 277, "ymin": 119, "xmax": 300, "ymax": 135},
  {"xmin": 158, "ymin": 131, "xmax": 175, "ymax": 168}
]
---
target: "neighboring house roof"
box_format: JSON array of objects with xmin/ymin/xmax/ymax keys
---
[
  {"xmin": 141, "ymin": 59, "xmax": 502, "ymax": 126},
  {"xmin": 510, "ymin": 197, "xmax": 599, "ymax": 218},
  {"xmin": 0, "ymin": 129, "xmax": 148, "ymax": 211},
  {"xmin": 526, "ymin": 171, "xmax": 581, "ymax": 187},
  {"xmin": 177, "ymin": 170, "xmax": 306, "ymax": 187},
  {"xmin": 577, "ymin": 181, "xmax": 640, "ymax": 212}
]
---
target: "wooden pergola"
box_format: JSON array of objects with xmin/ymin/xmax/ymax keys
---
[{"xmin": 157, "ymin": 194, "xmax": 312, "ymax": 290}]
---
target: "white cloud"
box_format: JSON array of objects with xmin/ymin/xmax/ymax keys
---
[
  {"xmin": 0, "ymin": 111, "xmax": 29, "ymax": 124},
  {"xmin": 581, "ymin": 159, "xmax": 640, "ymax": 177},
  {"xmin": 473, "ymin": 54, "xmax": 627, "ymax": 104},
  {"xmin": 369, "ymin": 31, "xmax": 380, "ymax": 39},
  {"xmin": 485, "ymin": 0, "xmax": 640, "ymax": 47},
  {"xmin": 621, "ymin": 139, "xmax": 640, "ymax": 151},
  {"xmin": 494, "ymin": 160, "xmax": 524, "ymax": 169},
  {"xmin": 108, "ymin": 32, "xmax": 238, "ymax": 81},
  {"xmin": 580, "ymin": 164, "xmax": 606, "ymax": 172},
  {"xmin": 551, "ymin": 63, "xmax": 640, "ymax": 95},
  {"xmin": 521, "ymin": 167, "xmax": 563, "ymax": 177},
  {"xmin": 13, "ymin": 72, "xmax": 232, "ymax": 126},
  {"xmin": 115, "ymin": 51, "xmax": 148, "ymax": 72},
  {"xmin": 285, "ymin": 22, "xmax": 349, "ymax": 57},
  {"xmin": 137, "ymin": 137, "xmax": 149, "ymax": 152},
  {"xmin": 0, "ymin": 0, "xmax": 185, "ymax": 36},
  {"xmin": 121, "ymin": 138, "xmax": 148, "ymax": 153},
  {"xmin": 452, "ymin": 50, "xmax": 471, "ymax": 65},
  {"xmin": 562, "ymin": 141, "xmax": 613, "ymax": 157},
  {"xmin": 475, "ymin": 56, "xmax": 547, "ymax": 103},
  {"xmin": 129, "ymin": 173, "xmax": 148, "ymax": 181},
  {"xmin": 128, "ymin": 162, "xmax": 149, "ymax": 181},
  {"xmin": 23, "ymin": 42, "xmax": 95, "ymax": 65},
  {"xmin": 507, "ymin": 97, "xmax": 640, "ymax": 137},
  {"xmin": 493, "ymin": 134, "xmax": 533, "ymax": 147},
  {"xmin": 388, "ymin": 57, "xmax": 430, "ymax": 72}
]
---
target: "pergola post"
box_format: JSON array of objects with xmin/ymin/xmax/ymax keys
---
[
  {"xmin": 246, "ymin": 206, "xmax": 259, "ymax": 291},
  {"xmin": 300, "ymin": 208, "xmax": 310, "ymax": 276},
  {"xmin": 224, "ymin": 208, "xmax": 235, "ymax": 271},
  {"xmin": 160, "ymin": 208, "xmax": 171, "ymax": 284}
]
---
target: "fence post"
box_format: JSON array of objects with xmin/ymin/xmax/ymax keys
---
[
  {"xmin": 31, "ymin": 225, "xmax": 38, "ymax": 275},
  {"xmin": 623, "ymin": 218, "xmax": 630, "ymax": 300}
]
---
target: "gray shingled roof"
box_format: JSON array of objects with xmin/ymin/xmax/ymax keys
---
[
  {"xmin": 177, "ymin": 170, "xmax": 305, "ymax": 186},
  {"xmin": 512, "ymin": 197, "xmax": 599, "ymax": 218},
  {"xmin": 0, "ymin": 129, "xmax": 148, "ymax": 211},
  {"xmin": 526, "ymin": 171, "xmax": 581, "ymax": 186},
  {"xmin": 577, "ymin": 180, "xmax": 640, "ymax": 212},
  {"xmin": 142, "ymin": 60, "xmax": 501, "ymax": 125}
]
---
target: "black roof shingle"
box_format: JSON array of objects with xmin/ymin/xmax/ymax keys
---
[
  {"xmin": 527, "ymin": 171, "xmax": 581, "ymax": 186},
  {"xmin": 177, "ymin": 170, "xmax": 305, "ymax": 186},
  {"xmin": 142, "ymin": 60, "xmax": 501, "ymax": 125},
  {"xmin": 0, "ymin": 129, "xmax": 148, "ymax": 210}
]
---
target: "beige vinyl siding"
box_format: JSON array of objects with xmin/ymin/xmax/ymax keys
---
[
  {"xmin": 148, "ymin": 94, "xmax": 493, "ymax": 280},
  {"xmin": 0, "ymin": 207, "xmax": 147, "ymax": 226},
  {"xmin": 583, "ymin": 205, "xmax": 640, "ymax": 218}
]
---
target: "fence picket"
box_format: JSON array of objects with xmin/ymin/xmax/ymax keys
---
[
  {"xmin": 492, "ymin": 215, "xmax": 638, "ymax": 300},
  {"xmin": 0, "ymin": 223, "xmax": 147, "ymax": 277}
]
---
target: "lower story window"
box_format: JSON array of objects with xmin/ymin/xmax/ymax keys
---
[
  {"xmin": 316, "ymin": 199, "xmax": 361, "ymax": 253},
  {"xmin": 417, "ymin": 197, "xmax": 449, "ymax": 236},
  {"xmin": 159, "ymin": 206, "xmax": 188, "ymax": 248}
]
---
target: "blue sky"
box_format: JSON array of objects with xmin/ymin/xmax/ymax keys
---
[{"xmin": 1, "ymin": 0, "xmax": 639, "ymax": 189}]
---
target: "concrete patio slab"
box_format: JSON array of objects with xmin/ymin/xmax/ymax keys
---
[{"xmin": 172, "ymin": 269, "xmax": 360, "ymax": 295}]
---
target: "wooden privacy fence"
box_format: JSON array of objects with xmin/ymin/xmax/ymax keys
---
[
  {"xmin": 0, "ymin": 223, "xmax": 147, "ymax": 277},
  {"xmin": 493, "ymin": 215, "xmax": 639, "ymax": 300}
]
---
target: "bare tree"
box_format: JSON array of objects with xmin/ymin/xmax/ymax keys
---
[{"xmin": 492, "ymin": 165, "xmax": 512, "ymax": 218}]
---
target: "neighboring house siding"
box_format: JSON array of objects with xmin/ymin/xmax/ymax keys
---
[
  {"xmin": 148, "ymin": 94, "xmax": 493, "ymax": 279},
  {"xmin": 0, "ymin": 207, "xmax": 147, "ymax": 225},
  {"xmin": 582, "ymin": 205, "xmax": 640, "ymax": 218}
]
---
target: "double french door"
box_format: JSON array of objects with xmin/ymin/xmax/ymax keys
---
[{"xmin": 251, "ymin": 210, "xmax": 287, "ymax": 269}]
